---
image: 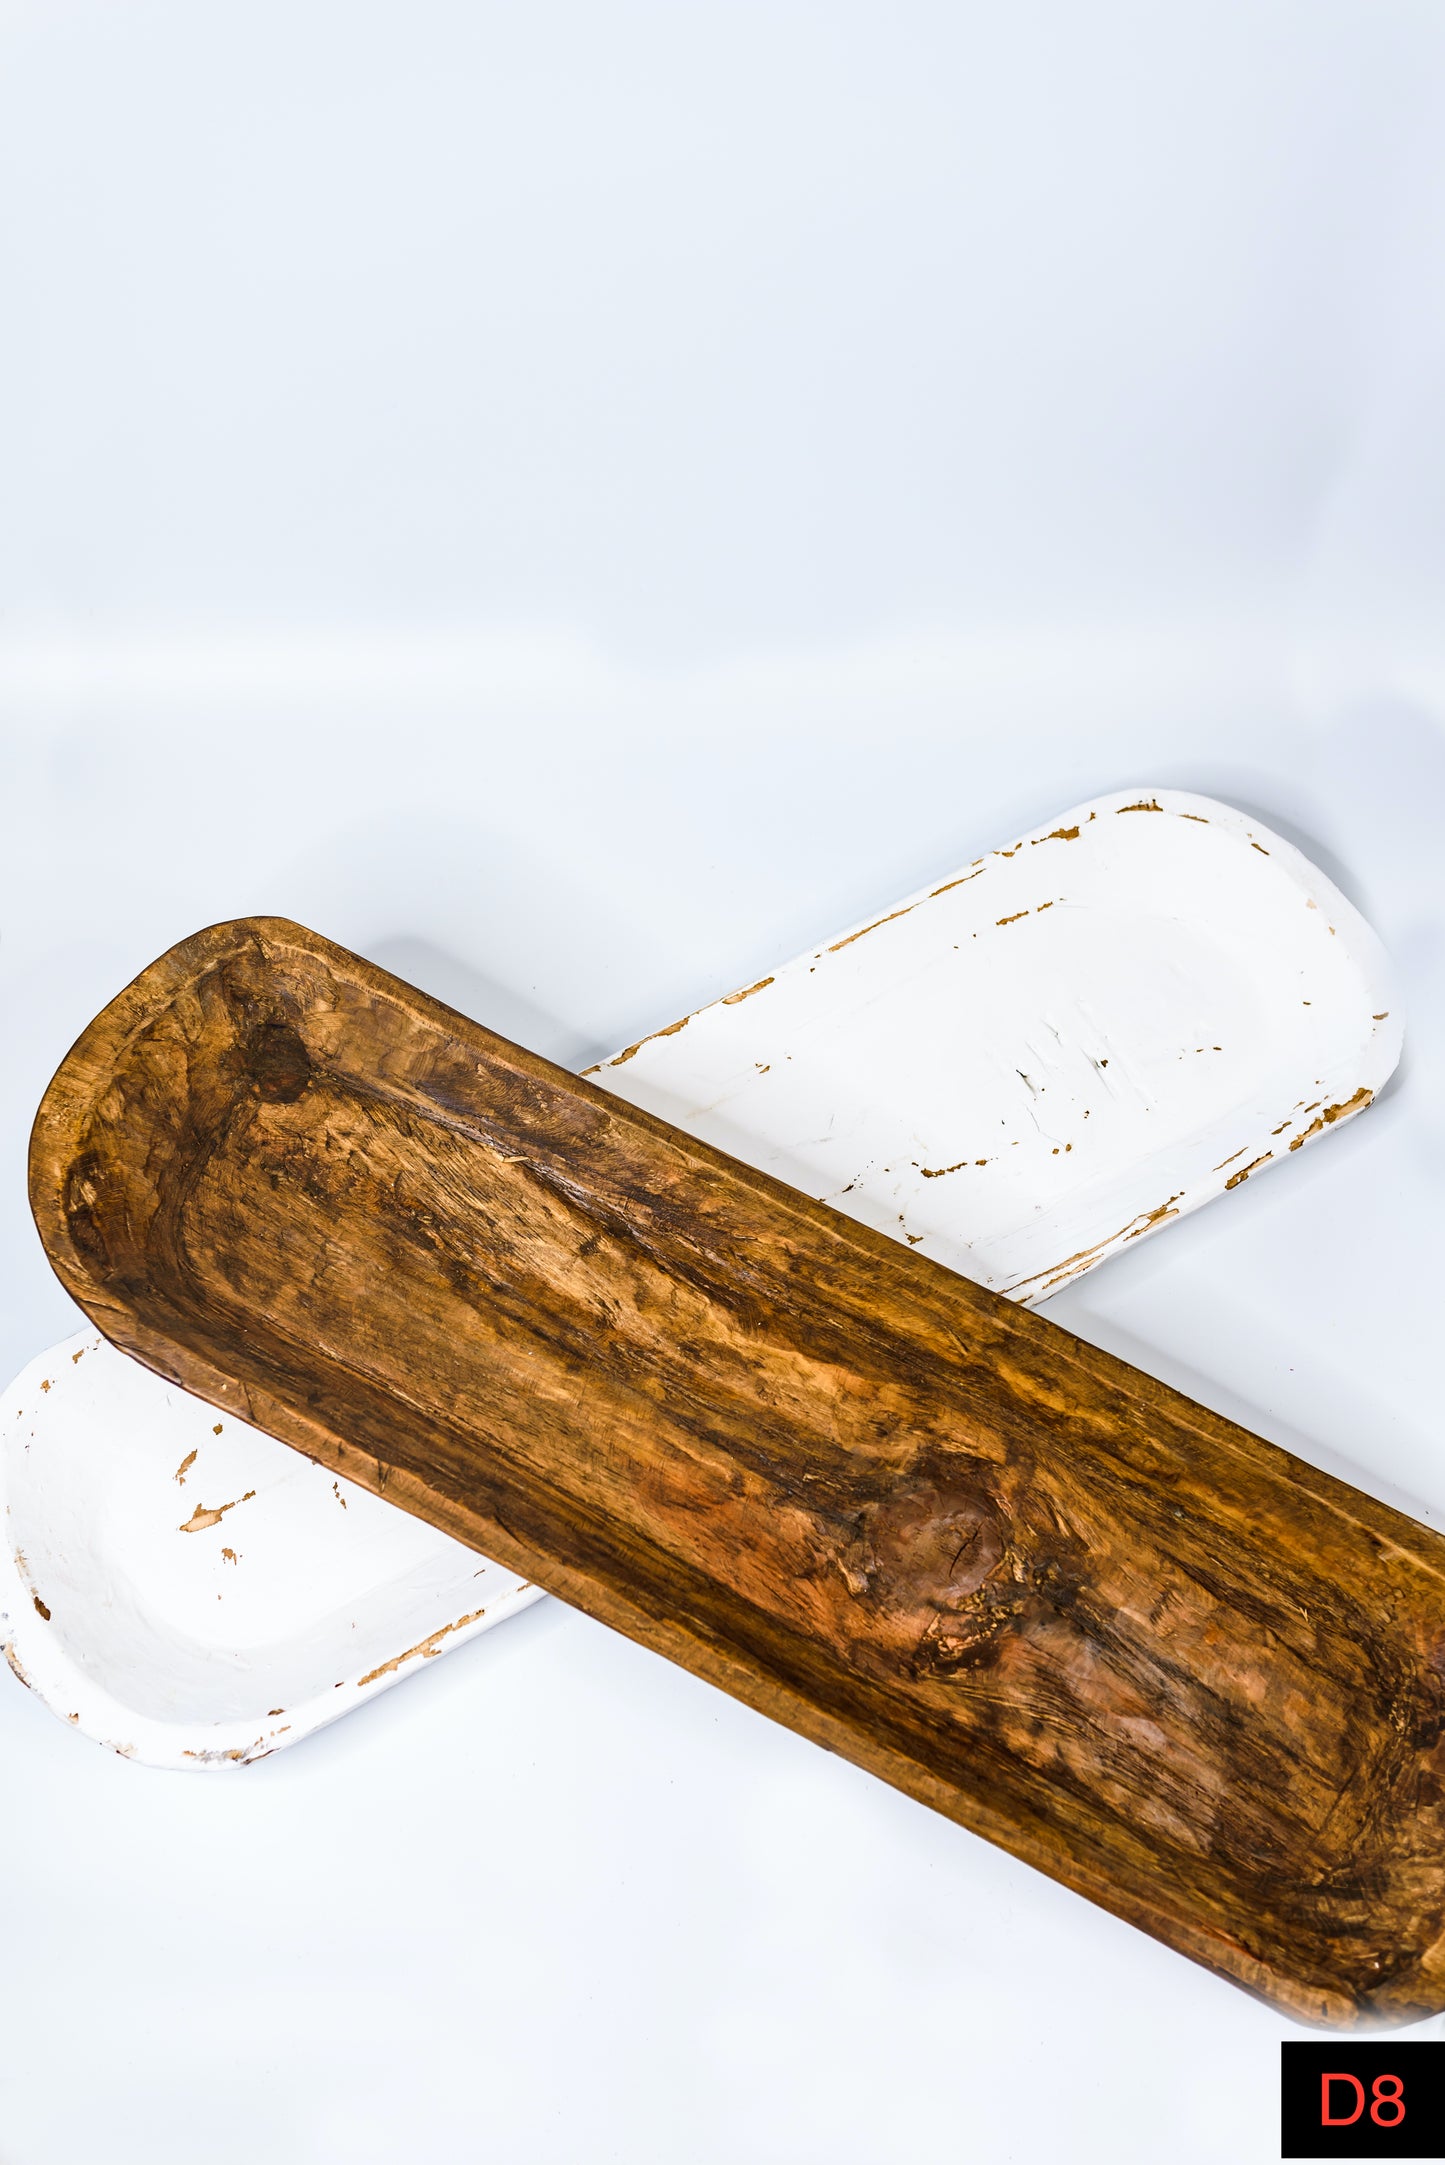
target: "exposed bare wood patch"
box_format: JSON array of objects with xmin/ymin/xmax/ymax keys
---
[
  {"xmin": 356, "ymin": 1606, "xmax": 488, "ymax": 1686},
  {"xmin": 592, "ymin": 1013, "xmax": 693, "ymax": 1071},
  {"xmin": 929, "ymin": 866, "xmax": 986, "ymax": 897},
  {"xmin": 179, "ymin": 1491, "xmax": 255, "ymax": 1535},
  {"xmin": 828, "ymin": 905, "xmax": 916, "ymax": 953},
  {"xmin": 1289, "ymin": 1087, "xmax": 1374, "ymax": 1151}
]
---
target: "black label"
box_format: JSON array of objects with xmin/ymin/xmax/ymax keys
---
[{"xmin": 1283, "ymin": 2042, "xmax": 1445, "ymax": 2158}]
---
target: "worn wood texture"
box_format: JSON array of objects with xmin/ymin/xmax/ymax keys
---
[{"xmin": 28, "ymin": 917, "xmax": 1445, "ymax": 2024}]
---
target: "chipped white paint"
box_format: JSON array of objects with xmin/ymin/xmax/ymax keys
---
[
  {"xmin": 1, "ymin": 790, "xmax": 1401, "ymax": 1766},
  {"xmin": 0, "ymin": 1333, "xmax": 543, "ymax": 1766},
  {"xmin": 597, "ymin": 787, "xmax": 1401, "ymax": 1299}
]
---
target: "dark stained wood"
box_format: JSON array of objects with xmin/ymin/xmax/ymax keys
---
[{"xmin": 28, "ymin": 917, "xmax": 1445, "ymax": 2024}]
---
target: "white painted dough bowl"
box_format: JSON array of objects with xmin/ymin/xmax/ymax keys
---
[{"xmin": 2, "ymin": 789, "xmax": 1402, "ymax": 1766}]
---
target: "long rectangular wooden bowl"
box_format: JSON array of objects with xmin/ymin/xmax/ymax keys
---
[{"xmin": 29, "ymin": 917, "xmax": 1445, "ymax": 2025}]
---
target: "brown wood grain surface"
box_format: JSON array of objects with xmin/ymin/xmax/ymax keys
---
[{"xmin": 28, "ymin": 917, "xmax": 1445, "ymax": 2025}]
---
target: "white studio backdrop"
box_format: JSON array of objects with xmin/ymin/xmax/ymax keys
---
[{"xmin": 2, "ymin": 4, "xmax": 1445, "ymax": 2162}]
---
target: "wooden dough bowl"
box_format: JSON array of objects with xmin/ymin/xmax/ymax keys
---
[{"xmin": 28, "ymin": 918, "xmax": 1445, "ymax": 2026}]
